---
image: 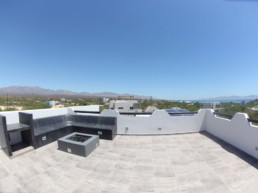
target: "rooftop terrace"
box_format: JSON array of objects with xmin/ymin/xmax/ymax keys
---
[
  {"xmin": 0, "ymin": 133, "xmax": 258, "ymax": 193},
  {"xmin": 0, "ymin": 106, "xmax": 258, "ymax": 192}
]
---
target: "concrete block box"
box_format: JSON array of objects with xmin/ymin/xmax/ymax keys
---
[{"xmin": 58, "ymin": 132, "xmax": 99, "ymax": 157}]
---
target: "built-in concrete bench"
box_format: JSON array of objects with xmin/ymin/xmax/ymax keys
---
[
  {"xmin": 33, "ymin": 114, "xmax": 117, "ymax": 136},
  {"xmin": 33, "ymin": 115, "xmax": 71, "ymax": 136},
  {"xmin": 32, "ymin": 114, "xmax": 117, "ymax": 148}
]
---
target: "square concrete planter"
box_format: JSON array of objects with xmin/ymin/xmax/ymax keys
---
[{"xmin": 58, "ymin": 132, "xmax": 99, "ymax": 157}]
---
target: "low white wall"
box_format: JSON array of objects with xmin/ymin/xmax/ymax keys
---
[
  {"xmin": 101, "ymin": 109, "xmax": 207, "ymax": 135},
  {"xmin": 0, "ymin": 108, "xmax": 69, "ymax": 124},
  {"xmin": 0, "ymin": 105, "xmax": 100, "ymax": 124},
  {"xmin": 72, "ymin": 105, "xmax": 100, "ymax": 116},
  {"xmin": 70, "ymin": 105, "xmax": 99, "ymax": 112},
  {"xmin": 204, "ymin": 110, "xmax": 258, "ymax": 159}
]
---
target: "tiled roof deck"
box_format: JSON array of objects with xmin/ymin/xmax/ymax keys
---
[{"xmin": 0, "ymin": 132, "xmax": 258, "ymax": 193}]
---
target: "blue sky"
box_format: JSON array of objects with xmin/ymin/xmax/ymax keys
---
[{"xmin": 0, "ymin": 0, "xmax": 258, "ymax": 100}]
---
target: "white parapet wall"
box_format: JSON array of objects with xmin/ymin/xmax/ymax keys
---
[
  {"xmin": 204, "ymin": 110, "xmax": 258, "ymax": 159},
  {"xmin": 101, "ymin": 109, "xmax": 258, "ymax": 159},
  {"xmin": 72, "ymin": 105, "xmax": 100, "ymax": 116},
  {"xmin": 0, "ymin": 105, "xmax": 100, "ymax": 124},
  {"xmin": 70, "ymin": 105, "xmax": 99, "ymax": 112},
  {"xmin": 101, "ymin": 109, "xmax": 207, "ymax": 135}
]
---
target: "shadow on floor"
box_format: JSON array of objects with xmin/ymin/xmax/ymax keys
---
[
  {"xmin": 11, "ymin": 142, "xmax": 30, "ymax": 152},
  {"xmin": 11, "ymin": 143, "xmax": 34, "ymax": 159},
  {"xmin": 200, "ymin": 131, "xmax": 258, "ymax": 169}
]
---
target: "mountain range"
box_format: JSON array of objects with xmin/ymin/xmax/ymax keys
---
[
  {"xmin": 0, "ymin": 86, "xmax": 152, "ymax": 99},
  {"xmin": 0, "ymin": 86, "xmax": 257, "ymax": 101}
]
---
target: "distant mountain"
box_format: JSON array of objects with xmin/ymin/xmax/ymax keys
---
[
  {"xmin": 0, "ymin": 86, "xmax": 152, "ymax": 99},
  {"xmin": 200, "ymin": 95, "xmax": 258, "ymax": 101}
]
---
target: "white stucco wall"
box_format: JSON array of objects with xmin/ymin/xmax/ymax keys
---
[
  {"xmin": 72, "ymin": 105, "xmax": 100, "ymax": 116},
  {"xmin": 70, "ymin": 105, "xmax": 99, "ymax": 112},
  {"xmin": 0, "ymin": 105, "xmax": 100, "ymax": 124},
  {"xmin": 101, "ymin": 109, "xmax": 258, "ymax": 159},
  {"xmin": 204, "ymin": 110, "xmax": 258, "ymax": 159},
  {"xmin": 101, "ymin": 109, "xmax": 207, "ymax": 135}
]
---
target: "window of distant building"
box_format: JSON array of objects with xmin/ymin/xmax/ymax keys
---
[
  {"xmin": 130, "ymin": 107, "xmax": 133, "ymax": 110},
  {"xmin": 118, "ymin": 107, "xmax": 123, "ymax": 109}
]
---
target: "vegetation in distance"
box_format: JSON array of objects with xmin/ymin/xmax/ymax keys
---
[
  {"xmin": 0, "ymin": 96, "xmax": 200, "ymax": 112},
  {"xmin": 0, "ymin": 95, "xmax": 257, "ymax": 121},
  {"xmin": 0, "ymin": 95, "xmax": 106, "ymax": 111},
  {"xmin": 220, "ymin": 99, "xmax": 258, "ymax": 120},
  {"xmin": 138, "ymin": 99, "xmax": 200, "ymax": 112}
]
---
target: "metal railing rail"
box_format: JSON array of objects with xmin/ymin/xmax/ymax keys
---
[
  {"xmin": 74, "ymin": 110, "xmax": 198, "ymax": 116},
  {"xmin": 214, "ymin": 112, "xmax": 258, "ymax": 124},
  {"xmin": 167, "ymin": 111, "xmax": 198, "ymax": 115},
  {"xmin": 120, "ymin": 112, "xmax": 151, "ymax": 115},
  {"xmin": 74, "ymin": 111, "xmax": 100, "ymax": 114},
  {"xmin": 247, "ymin": 118, "xmax": 258, "ymax": 124},
  {"xmin": 213, "ymin": 112, "xmax": 233, "ymax": 120},
  {"xmin": 121, "ymin": 112, "xmax": 198, "ymax": 116},
  {"xmin": 74, "ymin": 110, "xmax": 258, "ymax": 124}
]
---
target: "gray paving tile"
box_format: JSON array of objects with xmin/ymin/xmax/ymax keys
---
[{"xmin": 0, "ymin": 133, "xmax": 257, "ymax": 193}]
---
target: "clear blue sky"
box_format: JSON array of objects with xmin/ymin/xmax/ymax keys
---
[{"xmin": 0, "ymin": 0, "xmax": 258, "ymax": 100}]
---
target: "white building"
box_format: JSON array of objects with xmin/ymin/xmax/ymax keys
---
[
  {"xmin": 249, "ymin": 106, "xmax": 258, "ymax": 111},
  {"xmin": 200, "ymin": 102, "xmax": 222, "ymax": 112},
  {"xmin": 109, "ymin": 100, "xmax": 142, "ymax": 112},
  {"xmin": 103, "ymin": 98, "xmax": 109, "ymax": 103}
]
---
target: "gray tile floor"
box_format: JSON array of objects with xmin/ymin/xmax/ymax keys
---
[{"xmin": 0, "ymin": 132, "xmax": 258, "ymax": 193}]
